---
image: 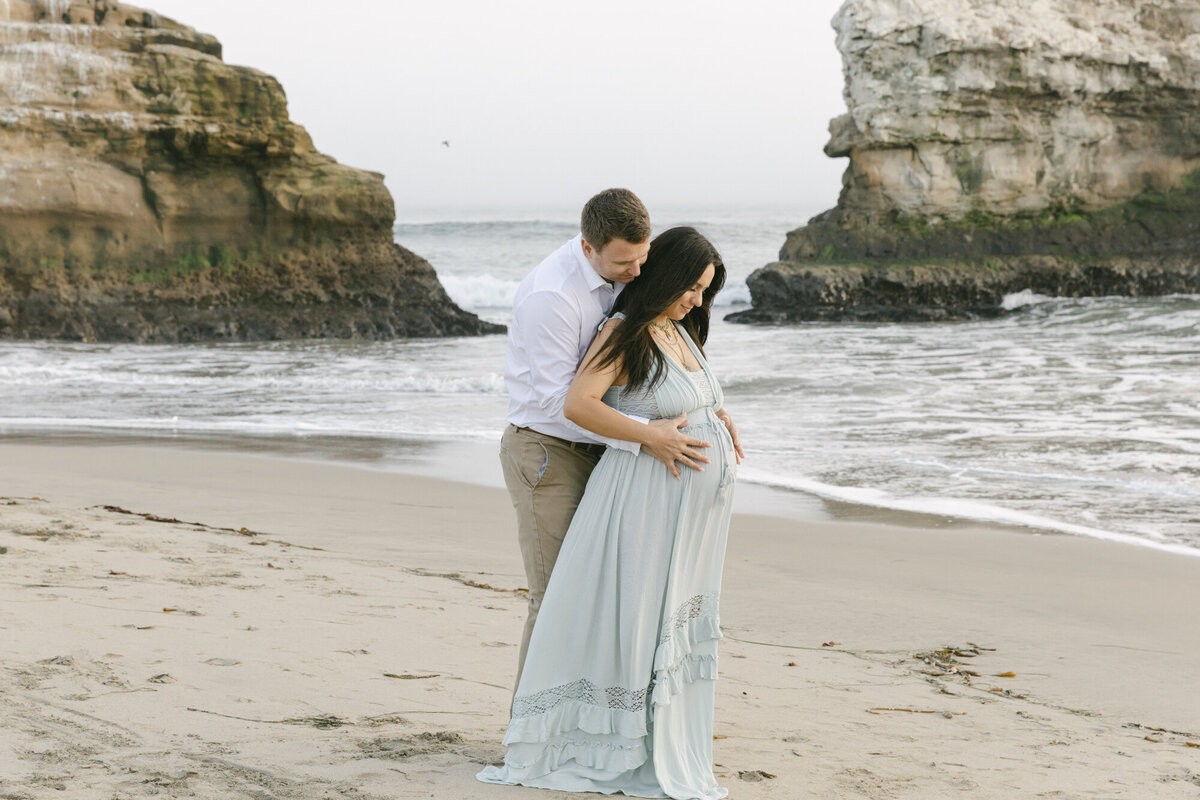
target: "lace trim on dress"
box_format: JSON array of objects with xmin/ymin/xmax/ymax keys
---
[
  {"xmin": 512, "ymin": 677, "xmax": 650, "ymax": 718},
  {"xmin": 684, "ymin": 369, "xmax": 717, "ymax": 406},
  {"xmin": 511, "ymin": 595, "xmax": 721, "ymax": 721},
  {"xmin": 660, "ymin": 593, "xmax": 721, "ymax": 644}
]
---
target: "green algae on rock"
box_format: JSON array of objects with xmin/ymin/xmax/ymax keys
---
[{"xmin": 0, "ymin": 0, "xmax": 500, "ymax": 341}]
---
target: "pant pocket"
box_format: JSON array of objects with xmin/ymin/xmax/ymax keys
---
[{"xmin": 515, "ymin": 437, "xmax": 549, "ymax": 489}]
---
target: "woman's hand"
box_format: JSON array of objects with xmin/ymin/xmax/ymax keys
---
[
  {"xmin": 644, "ymin": 413, "xmax": 711, "ymax": 479},
  {"xmin": 715, "ymin": 408, "xmax": 745, "ymax": 464}
]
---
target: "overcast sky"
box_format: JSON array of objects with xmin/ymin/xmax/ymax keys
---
[{"xmin": 146, "ymin": 0, "xmax": 849, "ymax": 219}]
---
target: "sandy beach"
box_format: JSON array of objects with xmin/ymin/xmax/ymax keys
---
[{"xmin": 2, "ymin": 439, "xmax": 1199, "ymax": 799}]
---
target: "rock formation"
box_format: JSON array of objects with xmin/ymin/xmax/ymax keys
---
[
  {"xmin": 734, "ymin": 0, "xmax": 1200, "ymax": 323},
  {"xmin": 0, "ymin": 0, "xmax": 500, "ymax": 341}
]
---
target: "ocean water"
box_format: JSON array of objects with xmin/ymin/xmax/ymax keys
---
[{"xmin": 1, "ymin": 209, "xmax": 1198, "ymax": 556}]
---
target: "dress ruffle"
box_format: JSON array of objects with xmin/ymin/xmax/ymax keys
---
[
  {"xmin": 496, "ymin": 613, "xmax": 721, "ymax": 780},
  {"xmin": 502, "ymin": 732, "xmax": 650, "ymax": 777},
  {"xmin": 504, "ymin": 697, "xmax": 649, "ymax": 745},
  {"xmin": 653, "ymin": 612, "xmax": 722, "ymax": 674},
  {"xmin": 653, "ymin": 652, "xmax": 718, "ymax": 708}
]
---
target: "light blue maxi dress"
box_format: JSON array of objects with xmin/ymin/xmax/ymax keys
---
[{"xmin": 478, "ymin": 318, "xmax": 736, "ymax": 800}]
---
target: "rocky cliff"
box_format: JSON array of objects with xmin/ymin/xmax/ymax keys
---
[
  {"xmin": 735, "ymin": 0, "xmax": 1200, "ymax": 323},
  {"xmin": 0, "ymin": 0, "xmax": 500, "ymax": 341}
]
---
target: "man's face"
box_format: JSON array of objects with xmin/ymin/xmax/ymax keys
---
[{"xmin": 582, "ymin": 237, "xmax": 650, "ymax": 284}]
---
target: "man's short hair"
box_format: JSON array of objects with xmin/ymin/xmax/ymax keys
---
[{"xmin": 580, "ymin": 188, "xmax": 650, "ymax": 252}]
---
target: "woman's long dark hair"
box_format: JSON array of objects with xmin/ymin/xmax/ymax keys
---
[{"xmin": 588, "ymin": 226, "xmax": 726, "ymax": 391}]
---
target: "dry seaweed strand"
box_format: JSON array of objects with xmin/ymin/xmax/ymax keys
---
[
  {"xmin": 90, "ymin": 504, "xmax": 324, "ymax": 550},
  {"xmin": 186, "ymin": 708, "xmax": 465, "ymax": 726},
  {"xmin": 185, "ymin": 707, "xmax": 343, "ymax": 727},
  {"xmin": 866, "ymin": 707, "xmax": 968, "ymax": 717},
  {"xmin": 406, "ymin": 567, "xmax": 528, "ymax": 595},
  {"xmin": 384, "ymin": 673, "xmax": 440, "ymax": 680},
  {"xmin": 722, "ymin": 634, "xmax": 900, "ymax": 665},
  {"xmin": 1123, "ymin": 722, "xmax": 1200, "ymax": 748}
]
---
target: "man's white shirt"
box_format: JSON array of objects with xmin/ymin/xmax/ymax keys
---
[{"xmin": 504, "ymin": 234, "xmax": 642, "ymax": 454}]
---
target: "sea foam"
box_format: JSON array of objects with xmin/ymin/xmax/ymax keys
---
[{"xmin": 1001, "ymin": 289, "xmax": 1055, "ymax": 310}]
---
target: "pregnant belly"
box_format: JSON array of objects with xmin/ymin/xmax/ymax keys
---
[{"xmin": 674, "ymin": 420, "xmax": 736, "ymax": 495}]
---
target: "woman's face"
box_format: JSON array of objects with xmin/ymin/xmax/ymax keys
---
[{"xmin": 662, "ymin": 263, "xmax": 715, "ymax": 321}]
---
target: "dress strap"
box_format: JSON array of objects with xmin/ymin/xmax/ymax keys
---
[{"xmin": 597, "ymin": 311, "xmax": 627, "ymax": 332}]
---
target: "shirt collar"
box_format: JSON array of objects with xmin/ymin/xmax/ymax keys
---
[{"xmin": 573, "ymin": 233, "xmax": 613, "ymax": 293}]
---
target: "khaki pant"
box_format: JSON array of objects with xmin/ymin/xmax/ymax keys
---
[{"xmin": 499, "ymin": 424, "xmax": 602, "ymax": 694}]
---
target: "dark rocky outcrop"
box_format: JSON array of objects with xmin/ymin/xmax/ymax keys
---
[
  {"xmin": 738, "ymin": 253, "xmax": 1200, "ymax": 324},
  {"xmin": 0, "ymin": 0, "xmax": 501, "ymax": 341},
  {"xmin": 732, "ymin": 0, "xmax": 1200, "ymax": 323}
]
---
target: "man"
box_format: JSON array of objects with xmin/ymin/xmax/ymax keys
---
[{"xmin": 501, "ymin": 188, "xmax": 710, "ymax": 690}]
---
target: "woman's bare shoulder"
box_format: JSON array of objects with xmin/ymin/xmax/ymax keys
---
[{"xmin": 589, "ymin": 316, "xmax": 624, "ymax": 345}]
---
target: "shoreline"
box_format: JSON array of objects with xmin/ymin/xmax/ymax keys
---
[
  {"xmin": 4, "ymin": 428, "xmax": 1197, "ymax": 560},
  {"xmin": 0, "ymin": 430, "xmax": 957, "ymax": 529},
  {"xmin": 2, "ymin": 440, "xmax": 1199, "ymax": 797}
]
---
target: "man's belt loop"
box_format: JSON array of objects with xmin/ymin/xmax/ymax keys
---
[{"xmin": 513, "ymin": 425, "xmax": 606, "ymax": 458}]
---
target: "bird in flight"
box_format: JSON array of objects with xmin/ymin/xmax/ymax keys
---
[{"xmin": 441, "ymin": 140, "xmax": 450, "ymax": 148}]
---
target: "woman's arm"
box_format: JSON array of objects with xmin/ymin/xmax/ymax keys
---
[
  {"xmin": 564, "ymin": 320, "xmax": 711, "ymax": 478},
  {"xmin": 564, "ymin": 320, "xmax": 649, "ymax": 443}
]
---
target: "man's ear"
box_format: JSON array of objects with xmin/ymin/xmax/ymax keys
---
[{"xmin": 581, "ymin": 238, "xmax": 595, "ymax": 258}]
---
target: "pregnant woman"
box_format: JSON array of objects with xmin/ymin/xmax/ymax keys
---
[{"xmin": 478, "ymin": 226, "xmax": 743, "ymax": 800}]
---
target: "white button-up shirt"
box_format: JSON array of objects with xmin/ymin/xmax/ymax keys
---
[{"xmin": 504, "ymin": 234, "xmax": 641, "ymax": 453}]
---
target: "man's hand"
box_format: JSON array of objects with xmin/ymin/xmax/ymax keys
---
[
  {"xmin": 643, "ymin": 413, "xmax": 711, "ymax": 479},
  {"xmin": 715, "ymin": 408, "xmax": 745, "ymax": 464}
]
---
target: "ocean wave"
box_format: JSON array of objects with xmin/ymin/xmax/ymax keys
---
[
  {"xmin": 396, "ymin": 219, "xmax": 577, "ymax": 234},
  {"xmin": 896, "ymin": 456, "xmax": 1200, "ymax": 501},
  {"xmin": 1001, "ymin": 289, "xmax": 1057, "ymax": 310},
  {"xmin": 388, "ymin": 373, "xmax": 505, "ymax": 394},
  {"xmin": 438, "ymin": 274, "xmax": 749, "ymax": 311},
  {"xmin": 711, "ymin": 374, "xmax": 797, "ymax": 393},
  {"xmin": 439, "ymin": 272, "xmax": 520, "ymax": 310},
  {"xmin": 0, "ymin": 366, "xmax": 506, "ymax": 395},
  {"xmin": 337, "ymin": 372, "xmax": 504, "ymax": 394},
  {"xmin": 714, "ymin": 280, "xmax": 749, "ymax": 306},
  {"xmin": 734, "ymin": 466, "xmax": 1200, "ymax": 559}
]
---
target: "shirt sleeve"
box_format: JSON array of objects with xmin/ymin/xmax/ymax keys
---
[{"xmin": 516, "ymin": 290, "xmax": 643, "ymax": 454}]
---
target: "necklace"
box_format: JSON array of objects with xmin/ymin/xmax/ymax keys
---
[
  {"xmin": 649, "ymin": 318, "xmax": 677, "ymax": 344},
  {"xmin": 650, "ymin": 319, "xmax": 689, "ymax": 366}
]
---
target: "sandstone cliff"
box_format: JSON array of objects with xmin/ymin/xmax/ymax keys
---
[
  {"xmin": 0, "ymin": 0, "xmax": 500, "ymax": 341},
  {"xmin": 735, "ymin": 0, "xmax": 1200, "ymax": 322}
]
